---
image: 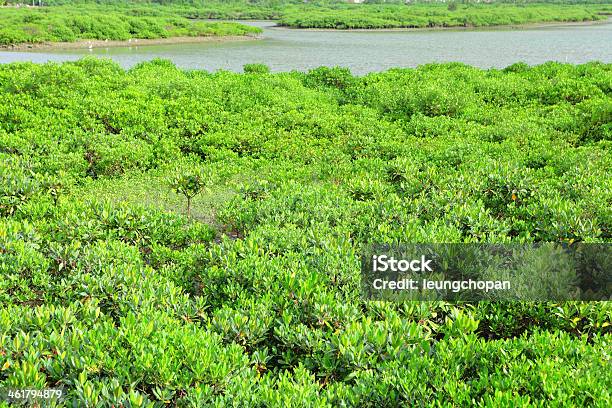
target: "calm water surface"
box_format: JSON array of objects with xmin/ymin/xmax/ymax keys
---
[{"xmin": 1, "ymin": 20, "xmax": 610, "ymax": 73}]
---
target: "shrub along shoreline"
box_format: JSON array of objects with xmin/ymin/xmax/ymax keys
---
[
  {"xmin": 277, "ymin": 4, "xmax": 608, "ymax": 29},
  {"xmin": 0, "ymin": 6, "xmax": 262, "ymax": 47},
  {"xmin": 275, "ymin": 15, "xmax": 610, "ymax": 32}
]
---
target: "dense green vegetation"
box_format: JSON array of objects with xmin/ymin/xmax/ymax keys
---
[
  {"xmin": 0, "ymin": 6, "xmax": 260, "ymax": 46},
  {"xmin": 1, "ymin": 1, "xmax": 610, "ymax": 45},
  {"xmin": 278, "ymin": 3, "xmax": 608, "ymax": 29},
  {"xmin": 154, "ymin": 1, "xmax": 612, "ymax": 29},
  {"xmin": 0, "ymin": 58, "xmax": 610, "ymax": 405}
]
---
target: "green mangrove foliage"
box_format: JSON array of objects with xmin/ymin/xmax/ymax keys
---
[
  {"xmin": 278, "ymin": 3, "xmax": 608, "ymax": 29},
  {"xmin": 0, "ymin": 58, "xmax": 611, "ymax": 405},
  {"xmin": 1, "ymin": 1, "xmax": 608, "ymax": 44},
  {"xmin": 0, "ymin": 6, "xmax": 261, "ymax": 46},
  {"xmin": 152, "ymin": 1, "xmax": 611, "ymax": 28}
]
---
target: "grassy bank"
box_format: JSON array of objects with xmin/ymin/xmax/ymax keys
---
[
  {"xmin": 1, "ymin": 58, "xmax": 610, "ymax": 405},
  {"xmin": 0, "ymin": 5, "xmax": 261, "ymax": 47}
]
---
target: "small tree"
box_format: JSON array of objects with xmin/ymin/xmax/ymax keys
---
[
  {"xmin": 171, "ymin": 170, "xmax": 209, "ymax": 218},
  {"xmin": 448, "ymin": 2, "xmax": 458, "ymax": 11}
]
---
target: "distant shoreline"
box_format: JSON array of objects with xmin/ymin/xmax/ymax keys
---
[
  {"xmin": 273, "ymin": 17, "xmax": 611, "ymax": 33},
  {"xmin": 1, "ymin": 34, "xmax": 261, "ymax": 51}
]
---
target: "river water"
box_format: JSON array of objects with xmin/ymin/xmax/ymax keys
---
[{"xmin": 1, "ymin": 20, "xmax": 610, "ymax": 74}]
